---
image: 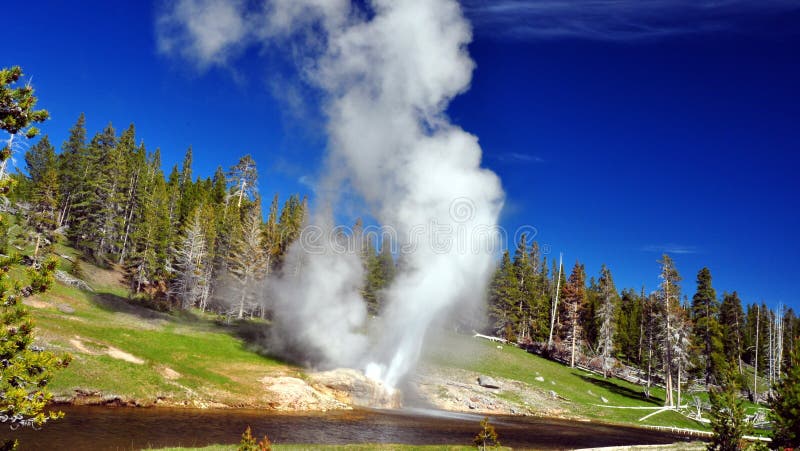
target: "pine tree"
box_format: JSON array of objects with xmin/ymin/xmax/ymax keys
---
[
  {"xmin": 691, "ymin": 267, "xmax": 725, "ymax": 385},
  {"xmin": 228, "ymin": 201, "xmax": 267, "ymax": 319},
  {"xmin": 769, "ymin": 337, "xmax": 800, "ymax": 449},
  {"xmin": 0, "ymin": 65, "xmax": 69, "ymax": 448},
  {"xmin": 720, "ymin": 292, "xmax": 745, "ymax": 375},
  {"xmin": 672, "ymin": 307, "xmax": 693, "ymax": 408},
  {"xmin": 126, "ymin": 148, "xmax": 171, "ymax": 296},
  {"xmin": 228, "ymin": 154, "xmax": 258, "ymax": 208},
  {"xmin": 170, "ymin": 207, "xmax": 210, "ymax": 310},
  {"xmin": 0, "ymin": 66, "xmax": 49, "ymax": 180},
  {"xmin": 24, "ymin": 136, "xmax": 60, "ymax": 235},
  {"xmin": 488, "ymin": 250, "xmax": 519, "ymax": 339},
  {"xmin": 657, "ymin": 254, "xmax": 682, "ymax": 407},
  {"xmin": 707, "ymin": 368, "xmax": 750, "ymax": 451},
  {"xmin": 67, "ymin": 124, "xmax": 117, "ymax": 263},
  {"xmin": 512, "ymin": 235, "xmax": 535, "ymax": 342},
  {"xmin": 615, "ymin": 288, "xmax": 643, "ymax": 365},
  {"xmin": 597, "ymin": 265, "xmax": 618, "ymax": 377},
  {"xmin": 642, "ymin": 291, "xmax": 659, "ymax": 398},
  {"xmin": 56, "ymin": 113, "xmax": 87, "ymax": 228},
  {"xmin": 561, "ymin": 262, "xmax": 586, "ymax": 367}
]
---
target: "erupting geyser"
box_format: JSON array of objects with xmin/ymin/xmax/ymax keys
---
[{"xmin": 158, "ymin": 0, "xmax": 504, "ymax": 393}]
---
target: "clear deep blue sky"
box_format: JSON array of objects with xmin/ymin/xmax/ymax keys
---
[{"xmin": 6, "ymin": 1, "xmax": 799, "ymax": 309}]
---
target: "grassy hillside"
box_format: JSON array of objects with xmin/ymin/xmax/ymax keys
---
[
  {"xmin": 25, "ymin": 244, "xmax": 292, "ymax": 407},
  {"xmin": 422, "ymin": 333, "xmax": 705, "ymax": 429}
]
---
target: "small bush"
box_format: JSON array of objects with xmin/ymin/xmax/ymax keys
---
[
  {"xmin": 473, "ymin": 416, "xmax": 500, "ymax": 450},
  {"xmin": 238, "ymin": 426, "xmax": 271, "ymax": 451}
]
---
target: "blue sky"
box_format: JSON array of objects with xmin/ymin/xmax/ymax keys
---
[{"xmin": 6, "ymin": 1, "xmax": 799, "ymax": 309}]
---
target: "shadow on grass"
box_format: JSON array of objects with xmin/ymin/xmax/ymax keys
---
[
  {"xmin": 578, "ymin": 374, "xmax": 663, "ymax": 406},
  {"xmin": 231, "ymin": 320, "xmax": 326, "ymax": 368},
  {"xmin": 90, "ymin": 292, "xmax": 175, "ymax": 321},
  {"xmin": 86, "ymin": 290, "xmax": 309, "ymax": 368}
]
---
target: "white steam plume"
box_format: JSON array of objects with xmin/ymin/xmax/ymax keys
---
[{"xmin": 157, "ymin": 0, "xmax": 504, "ymax": 389}]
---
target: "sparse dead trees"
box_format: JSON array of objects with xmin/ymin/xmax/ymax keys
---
[
  {"xmin": 228, "ymin": 201, "xmax": 268, "ymax": 319},
  {"xmin": 170, "ymin": 206, "xmax": 214, "ymax": 310},
  {"xmin": 671, "ymin": 309, "xmax": 693, "ymax": 408},
  {"xmin": 657, "ymin": 254, "xmax": 682, "ymax": 407}
]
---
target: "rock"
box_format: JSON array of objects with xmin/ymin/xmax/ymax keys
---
[
  {"xmin": 57, "ymin": 304, "xmax": 75, "ymax": 314},
  {"xmin": 310, "ymin": 368, "xmax": 401, "ymax": 409},
  {"xmin": 55, "ymin": 270, "xmax": 93, "ymax": 292},
  {"xmin": 477, "ymin": 375, "xmax": 500, "ymax": 389},
  {"xmin": 260, "ymin": 376, "xmax": 348, "ymax": 411},
  {"xmin": 534, "ymin": 376, "xmax": 545, "ymax": 382}
]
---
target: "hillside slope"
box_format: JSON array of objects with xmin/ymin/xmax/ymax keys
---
[{"xmin": 26, "ymin": 247, "xmax": 294, "ymax": 408}]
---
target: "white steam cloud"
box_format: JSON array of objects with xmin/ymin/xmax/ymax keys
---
[{"xmin": 157, "ymin": 0, "xmax": 504, "ymax": 389}]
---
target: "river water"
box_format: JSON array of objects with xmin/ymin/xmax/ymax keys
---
[{"xmin": 2, "ymin": 406, "xmax": 691, "ymax": 450}]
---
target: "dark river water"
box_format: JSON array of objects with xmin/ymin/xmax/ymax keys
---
[{"xmin": 1, "ymin": 406, "xmax": 692, "ymax": 450}]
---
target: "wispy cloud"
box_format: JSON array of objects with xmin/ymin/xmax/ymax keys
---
[
  {"xmin": 461, "ymin": 0, "xmax": 800, "ymax": 41},
  {"xmin": 641, "ymin": 243, "xmax": 698, "ymax": 255},
  {"xmin": 492, "ymin": 152, "xmax": 544, "ymax": 164},
  {"xmin": 155, "ymin": 0, "xmax": 250, "ymax": 69}
]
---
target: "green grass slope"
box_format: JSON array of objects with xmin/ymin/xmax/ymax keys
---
[
  {"xmin": 26, "ymin": 245, "xmax": 292, "ymax": 407},
  {"xmin": 424, "ymin": 333, "xmax": 719, "ymax": 430}
]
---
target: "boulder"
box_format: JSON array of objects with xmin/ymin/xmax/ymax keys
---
[
  {"xmin": 477, "ymin": 375, "xmax": 500, "ymax": 389},
  {"xmin": 260, "ymin": 376, "xmax": 347, "ymax": 411}
]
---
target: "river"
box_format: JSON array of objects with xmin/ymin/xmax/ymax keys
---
[{"xmin": 2, "ymin": 406, "xmax": 693, "ymax": 450}]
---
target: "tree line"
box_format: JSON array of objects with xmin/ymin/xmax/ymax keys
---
[
  {"xmin": 10, "ymin": 115, "xmax": 276, "ymax": 316},
  {"xmin": 488, "ymin": 237, "xmax": 798, "ymax": 405},
  {"xmin": 14, "ymin": 114, "xmax": 399, "ymax": 320}
]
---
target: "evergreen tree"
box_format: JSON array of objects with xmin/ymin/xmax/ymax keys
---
[
  {"xmin": 56, "ymin": 113, "xmax": 87, "ymax": 228},
  {"xmin": 615, "ymin": 288, "xmax": 643, "ymax": 365},
  {"xmin": 362, "ymin": 235, "xmax": 395, "ymax": 316},
  {"xmin": 126, "ymin": 149, "xmax": 171, "ymax": 296},
  {"xmin": 597, "ymin": 264, "xmax": 618, "ymax": 377},
  {"xmin": 228, "ymin": 201, "xmax": 267, "ymax": 319},
  {"xmin": 228, "ymin": 154, "xmax": 258, "ymax": 208},
  {"xmin": 707, "ymin": 368, "xmax": 750, "ymax": 451},
  {"xmin": 561, "ymin": 262, "xmax": 586, "ymax": 367},
  {"xmin": 657, "ymin": 254, "xmax": 682, "ymax": 407},
  {"xmin": 24, "ymin": 136, "xmax": 60, "ymax": 235},
  {"xmin": 769, "ymin": 337, "xmax": 800, "ymax": 449},
  {"xmin": 512, "ymin": 235, "xmax": 535, "ymax": 342},
  {"xmin": 488, "ymin": 250, "xmax": 520, "ymax": 339},
  {"xmin": 720, "ymin": 292, "xmax": 746, "ymax": 375},
  {"xmin": 0, "ymin": 66, "xmax": 49, "ymax": 180},
  {"xmin": 0, "ymin": 65, "xmax": 69, "ymax": 448},
  {"xmin": 691, "ymin": 267, "xmax": 725, "ymax": 385},
  {"xmin": 170, "ymin": 207, "xmax": 211, "ymax": 310},
  {"xmin": 67, "ymin": 124, "xmax": 117, "ymax": 263}
]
